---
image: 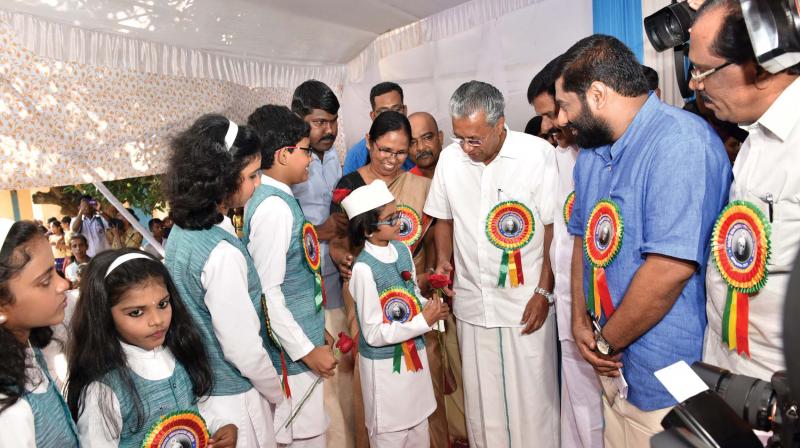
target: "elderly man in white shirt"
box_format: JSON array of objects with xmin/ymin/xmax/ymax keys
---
[
  {"xmin": 690, "ymin": 0, "xmax": 800, "ymax": 379},
  {"xmin": 424, "ymin": 80, "xmax": 559, "ymax": 448}
]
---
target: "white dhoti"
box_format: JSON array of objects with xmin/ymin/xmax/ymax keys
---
[
  {"xmin": 560, "ymin": 340, "xmax": 604, "ymax": 448},
  {"xmin": 274, "ymin": 370, "xmax": 329, "ymax": 447},
  {"xmin": 369, "ymin": 419, "xmax": 431, "ymax": 448},
  {"xmin": 456, "ymin": 314, "xmax": 559, "ymax": 448}
]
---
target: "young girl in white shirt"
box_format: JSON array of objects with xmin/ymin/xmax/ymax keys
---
[
  {"xmin": 0, "ymin": 219, "xmax": 78, "ymax": 447},
  {"xmin": 162, "ymin": 114, "xmax": 284, "ymax": 447},
  {"xmin": 342, "ymin": 181, "xmax": 449, "ymax": 448},
  {"xmin": 67, "ymin": 248, "xmax": 237, "ymax": 447}
]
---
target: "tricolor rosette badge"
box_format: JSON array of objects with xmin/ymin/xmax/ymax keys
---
[
  {"xmin": 583, "ymin": 199, "xmax": 624, "ymax": 323},
  {"xmin": 397, "ymin": 205, "xmax": 423, "ymax": 248},
  {"xmin": 710, "ymin": 200, "xmax": 771, "ymax": 357},
  {"xmin": 485, "ymin": 201, "xmax": 535, "ymax": 288},
  {"xmin": 380, "ymin": 287, "xmax": 424, "ymax": 373},
  {"xmin": 563, "ymin": 191, "xmax": 575, "ymax": 226},
  {"xmin": 142, "ymin": 410, "xmax": 209, "ymax": 448},
  {"xmin": 302, "ymin": 221, "xmax": 326, "ymax": 311}
]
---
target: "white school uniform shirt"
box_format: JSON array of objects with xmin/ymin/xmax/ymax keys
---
[
  {"xmin": 197, "ymin": 216, "xmax": 283, "ymax": 447},
  {"xmin": 349, "ymin": 241, "xmax": 436, "ymax": 436},
  {"xmin": 424, "ymin": 127, "xmax": 557, "ymax": 328},
  {"xmin": 77, "ymin": 343, "xmax": 228, "ymax": 447},
  {"xmin": 245, "ymin": 175, "xmax": 328, "ymax": 441},
  {"xmin": 550, "ymin": 144, "xmax": 579, "ymax": 342},
  {"xmin": 0, "ymin": 347, "xmax": 48, "ymax": 448},
  {"xmin": 705, "ymin": 77, "xmax": 800, "ymax": 380}
]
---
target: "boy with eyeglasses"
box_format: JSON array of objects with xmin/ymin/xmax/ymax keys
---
[{"xmin": 245, "ymin": 104, "xmax": 335, "ymax": 447}]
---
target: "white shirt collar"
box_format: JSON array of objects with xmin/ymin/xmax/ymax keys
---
[
  {"xmin": 744, "ymin": 77, "xmax": 800, "ymax": 141},
  {"xmin": 261, "ymin": 174, "xmax": 294, "ymax": 196},
  {"xmin": 121, "ymin": 340, "xmax": 165, "ymax": 359},
  {"xmin": 215, "ymin": 215, "xmax": 237, "ymax": 236}
]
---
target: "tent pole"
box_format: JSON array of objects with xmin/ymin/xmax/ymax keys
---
[{"xmin": 92, "ymin": 182, "xmax": 165, "ymax": 257}]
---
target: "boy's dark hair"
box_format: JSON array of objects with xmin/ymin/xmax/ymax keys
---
[
  {"xmin": 368, "ymin": 111, "xmax": 412, "ymax": 144},
  {"xmin": 291, "ymin": 80, "xmax": 340, "ymax": 117},
  {"xmin": 66, "ymin": 248, "xmax": 212, "ymax": 437},
  {"xmin": 347, "ymin": 207, "xmax": 383, "ymax": 248},
  {"xmin": 164, "ymin": 114, "xmax": 261, "ymax": 230},
  {"xmin": 641, "ymin": 65, "xmax": 659, "ymax": 91},
  {"xmin": 47, "ymin": 217, "xmax": 59, "ymax": 225},
  {"xmin": 527, "ymin": 54, "xmax": 565, "ymax": 103},
  {"xmin": 0, "ymin": 222, "xmax": 53, "ymax": 413},
  {"xmin": 524, "ymin": 116, "xmax": 544, "ymax": 136},
  {"xmin": 560, "ymin": 34, "xmax": 649, "ymax": 98},
  {"xmin": 369, "ymin": 82, "xmax": 404, "ymax": 110},
  {"xmin": 61, "ymin": 216, "xmax": 72, "ymax": 225},
  {"xmin": 148, "ymin": 218, "xmax": 162, "ymax": 231},
  {"xmin": 247, "ymin": 104, "xmax": 311, "ymax": 170}
]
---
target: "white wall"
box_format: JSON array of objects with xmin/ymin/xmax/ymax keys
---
[{"xmin": 341, "ymin": 0, "xmax": 593, "ymax": 148}]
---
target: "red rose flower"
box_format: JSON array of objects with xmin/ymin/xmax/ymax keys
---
[
  {"xmin": 332, "ymin": 188, "xmax": 352, "ymax": 204},
  {"xmin": 428, "ymin": 274, "xmax": 452, "ymax": 289},
  {"xmin": 401, "ymin": 271, "xmax": 412, "ymax": 281},
  {"xmin": 335, "ymin": 331, "xmax": 354, "ymax": 354}
]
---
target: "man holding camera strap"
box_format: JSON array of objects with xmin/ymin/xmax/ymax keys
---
[
  {"xmin": 70, "ymin": 195, "xmax": 110, "ymax": 257},
  {"xmin": 690, "ymin": 0, "xmax": 800, "ymax": 381}
]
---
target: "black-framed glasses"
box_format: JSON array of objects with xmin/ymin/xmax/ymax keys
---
[
  {"xmin": 690, "ymin": 61, "xmax": 733, "ymax": 84},
  {"xmin": 375, "ymin": 212, "xmax": 401, "ymax": 227},
  {"xmin": 377, "ymin": 148, "xmax": 408, "ymax": 159},
  {"xmin": 285, "ymin": 146, "xmax": 313, "ymax": 156},
  {"xmin": 308, "ymin": 117, "xmax": 338, "ymax": 129}
]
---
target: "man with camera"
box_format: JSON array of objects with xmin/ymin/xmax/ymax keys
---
[
  {"xmin": 690, "ymin": 0, "xmax": 800, "ymax": 380},
  {"xmin": 70, "ymin": 195, "xmax": 110, "ymax": 257}
]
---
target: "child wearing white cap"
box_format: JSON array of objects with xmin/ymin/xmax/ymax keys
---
[{"xmin": 343, "ymin": 181, "xmax": 449, "ymax": 447}]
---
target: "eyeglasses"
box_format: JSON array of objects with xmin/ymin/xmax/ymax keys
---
[
  {"xmin": 451, "ymin": 136, "xmax": 483, "ymax": 148},
  {"xmin": 375, "ymin": 212, "xmax": 401, "ymax": 227},
  {"xmin": 377, "ymin": 148, "xmax": 408, "ymax": 159},
  {"xmin": 308, "ymin": 117, "xmax": 338, "ymax": 129},
  {"xmin": 284, "ymin": 146, "xmax": 313, "ymax": 156},
  {"xmin": 690, "ymin": 61, "xmax": 732, "ymax": 84}
]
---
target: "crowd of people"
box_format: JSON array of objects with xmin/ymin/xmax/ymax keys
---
[{"xmin": 0, "ymin": 0, "xmax": 797, "ymax": 447}]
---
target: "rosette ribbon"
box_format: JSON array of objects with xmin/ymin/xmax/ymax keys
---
[
  {"xmin": 563, "ymin": 191, "xmax": 575, "ymax": 226},
  {"xmin": 583, "ymin": 199, "xmax": 624, "ymax": 323},
  {"xmin": 710, "ymin": 201, "xmax": 771, "ymax": 357},
  {"xmin": 262, "ymin": 294, "xmax": 292, "ymax": 398},
  {"xmin": 142, "ymin": 410, "xmax": 209, "ymax": 448},
  {"xmin": 302, "ymin": 222, "xmax": 326, "ymax": 311},
  {"xmin": 485, "ymin": 201, "xmax": 535, "ymax": 288},
  {"xmin": 380, "ymin": 287, "xmax": 424, "ymax": 373}
]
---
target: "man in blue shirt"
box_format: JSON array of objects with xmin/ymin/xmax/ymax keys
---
[
  {"xmin": 555, "ymin": 35, "xmax": 731, "ymax": 446},
  {"xmin": 288, "ymin": 80, "xmax": 352, "ymax": 446},
  {"xmin": 342, "ymin": 81, "xmax": 415, "ymax": 175}
]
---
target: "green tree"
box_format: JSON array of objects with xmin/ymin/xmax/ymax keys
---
[{"xmin": 33, "ymin": 175, "xmax": 165, "ymax": 216}]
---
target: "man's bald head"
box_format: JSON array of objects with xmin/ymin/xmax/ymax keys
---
[
  {"xmin": 408, "ymin": 112, "xmax": 444, "ymax": 173},
  {"xmin": 409, "ymin": 112, "xmax": 439, "ymax": 132}
]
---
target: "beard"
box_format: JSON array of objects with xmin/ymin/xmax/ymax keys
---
[{"xmin": 570, "ymin": 101, "xmax": 614, "ymax": 149}]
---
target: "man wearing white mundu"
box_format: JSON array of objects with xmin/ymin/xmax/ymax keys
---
[{"xmin": 424, "ymin": 80, "xmax": 559, "ymax": 448}]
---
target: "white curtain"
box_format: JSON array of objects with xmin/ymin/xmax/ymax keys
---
[
  {"xmin": 341, "ymin": 0, "xmax": 593, "ymax": 148},
  {"xmin": 0, "ymin": 10, "xmax": 345, "ymax": 91}
]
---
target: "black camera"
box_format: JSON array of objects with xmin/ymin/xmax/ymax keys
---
[{"xmin": 643, "ymin": 0, "xmax": 800, "ymax": 97}]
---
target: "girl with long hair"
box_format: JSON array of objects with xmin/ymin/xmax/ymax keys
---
[
  {"xmin": 163, "ymin": 114, "xmax": 283, "ymax": 447},
  {"xmin": 0, "ymin": 219, "xmax": 78, "ymax": 447},
  {"xmin": 66, "ymin": 248, "xmax": 237, "ymax": 447}
]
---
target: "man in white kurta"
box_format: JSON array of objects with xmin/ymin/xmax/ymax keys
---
[
  {"xmin": 690, "ymin": 2, "xmax": 800, "ymax": 381},
  {"xmin": 424, "ymin": 81, "xmax": 559, "ymax": 448},
  {"xmin": 247, "ymin": 175, "xmax": 330, "ymax": 447}
]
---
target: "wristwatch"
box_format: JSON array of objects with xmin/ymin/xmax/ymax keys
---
[
  {"xmin": 595, "ymin": 331, "xmax": 616, "ymax": 356},
  {"xmin": 534, "ymin": 287, "xmax": 555, "ymax": 306}
]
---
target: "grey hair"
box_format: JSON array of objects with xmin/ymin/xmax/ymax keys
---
[{"xmin": 449, "ymin": 81, "xmax": 505, "ymax": 125}]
